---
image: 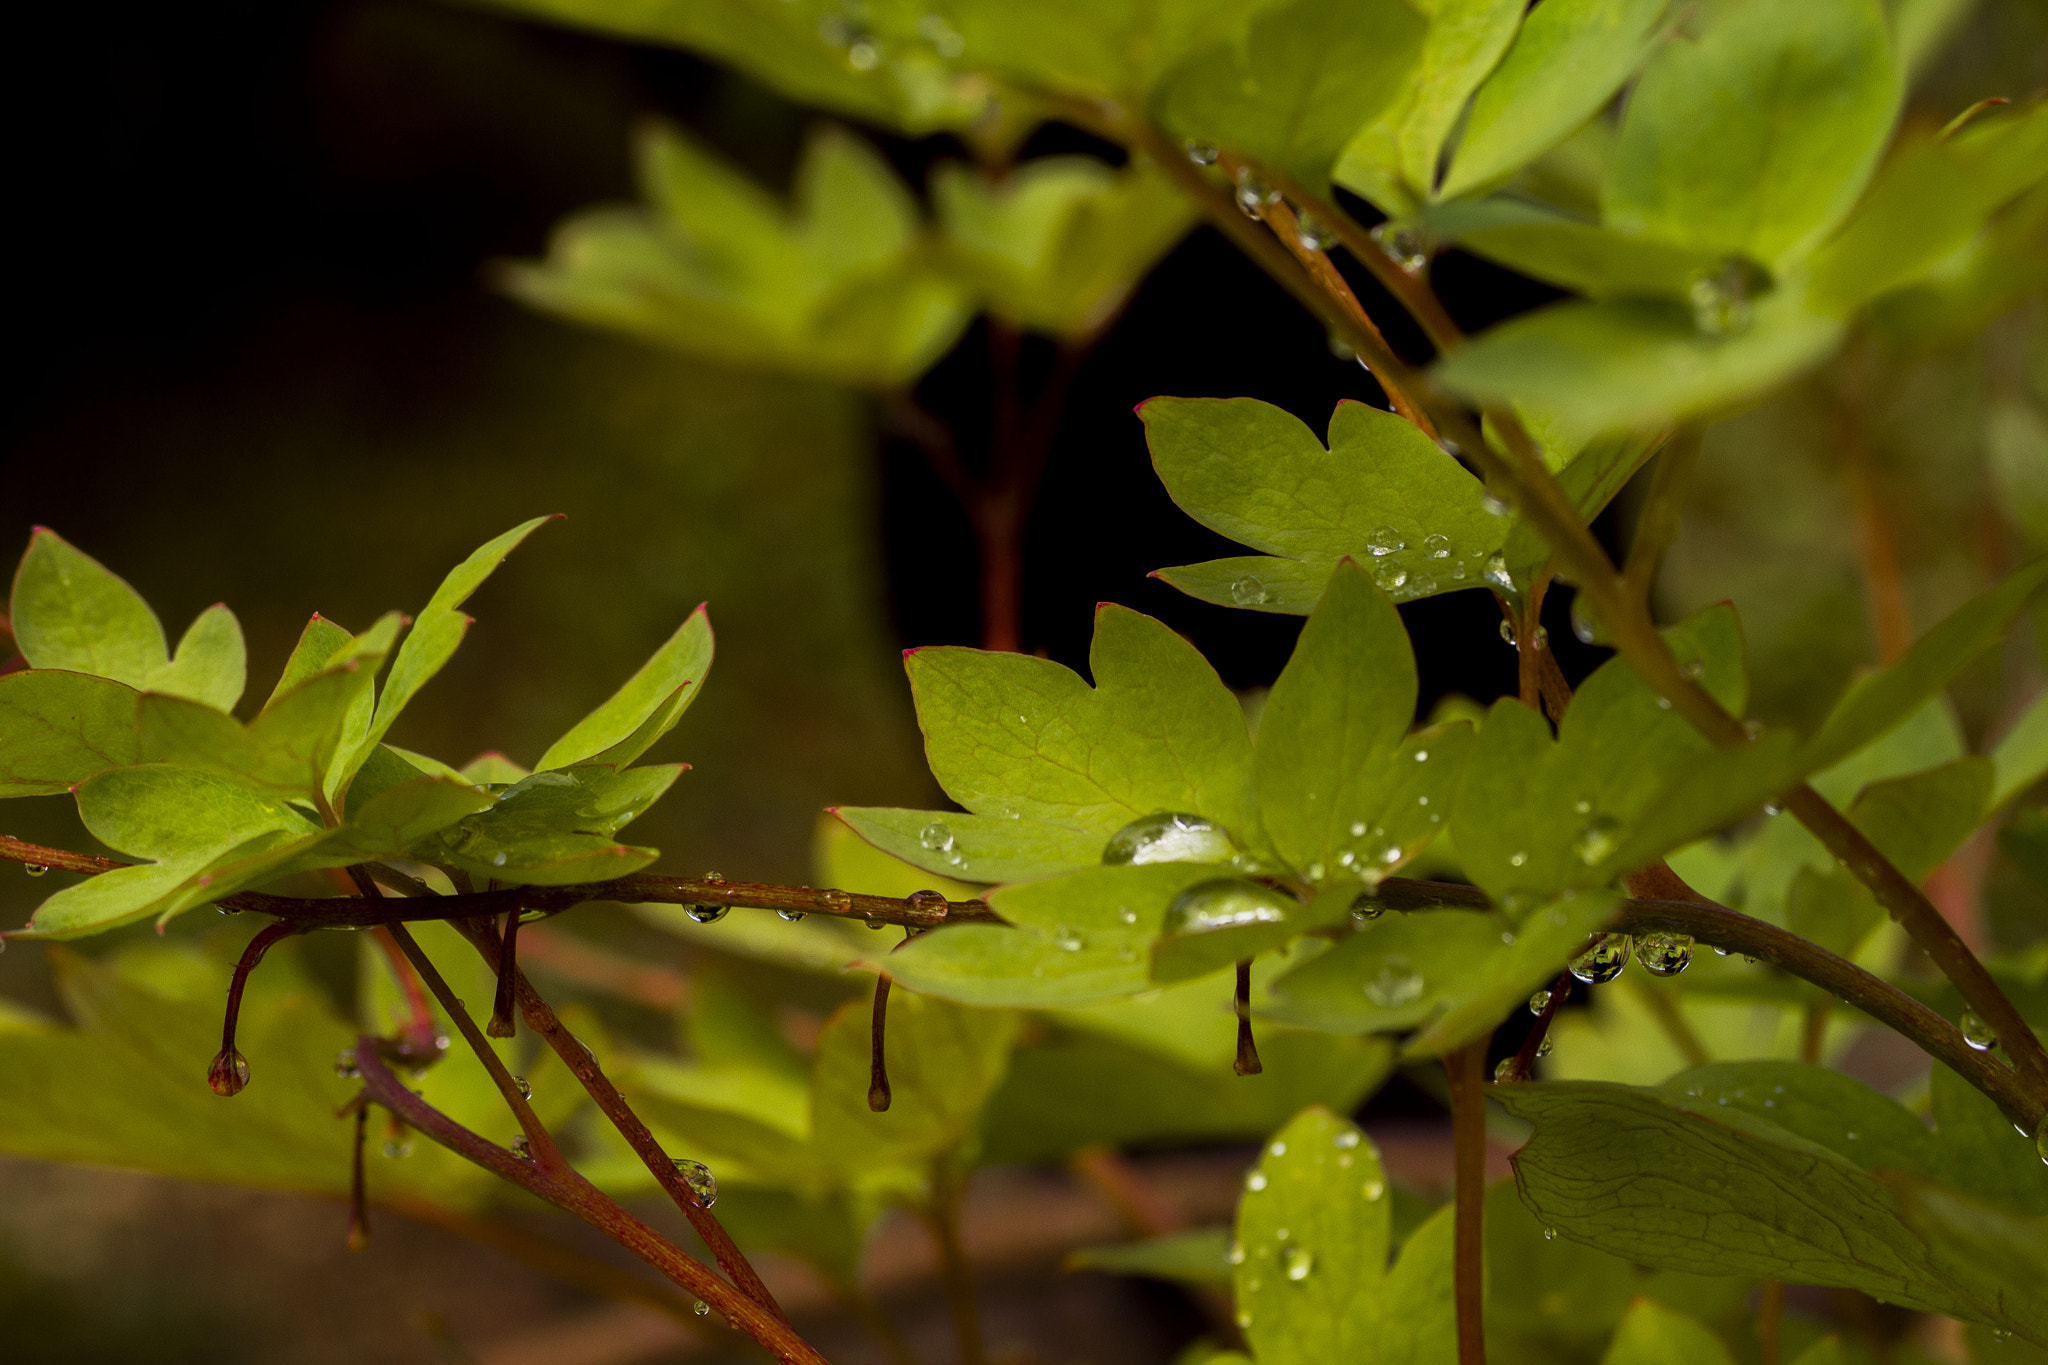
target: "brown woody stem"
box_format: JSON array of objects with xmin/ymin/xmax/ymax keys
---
[
  {"xmin": 489, "ymin": 908, "xmax": 521, "ymax": 1039},
  {"xmin": 869, "ymin": 972, "xmax": 894, "ymax": 1113},
  {"xmin": 1234, "ymin": 959, "xmax": 1263, "ymax": 1076},
  {"xmin": 209, "ymin": 920, "xmax": 300, "ymax": 1096},
  {"xmin": 1447, "ymin": 1040, "xmax": 1489, "ymax": 1365}
]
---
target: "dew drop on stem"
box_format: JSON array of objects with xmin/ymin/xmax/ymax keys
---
[
  {"xmin": 674, "ymin": 1158, "xmax": 718, "ymax": 1207},
  {"xmin": 1635, "ymin": 932, "xmax": 1694, "ymax": 977},
  {"xmin": 1960, "ymin": 1010, "xmax": 1998, "ymax": 1051},
  {"xmin": 1568, "ymin": 933, "xmax": 1631, "ymax": 984},
  {"xmin": 686, "ymin": 904, "xmax": 727, "ymax": 924}
]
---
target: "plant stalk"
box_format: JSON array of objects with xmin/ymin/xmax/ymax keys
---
[{"xmin": 1446, "ymin": 1041, "xmax": 1489, "ymax": 1365}]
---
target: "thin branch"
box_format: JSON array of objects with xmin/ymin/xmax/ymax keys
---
[
  {"xmin": 209, "ymin": 920, "xmax": 300, "ymax": 1096},
  {"xmin": 1621, "ymin": 430, "xmax": 1702, "ymax": 607},
  {"xmin": 489, "ymin": 907, "xmax": 521, "ymax": 1039},
  {"xmin": 1499, "ymin": 974, "xmax": 1571, "ymax": 1084},
  {"xmin": 1447, "ymin": 1041, "xmax": 1488, "ymax": 1365},
  {"xmin": 445, "ymin": 915, "xmax": 789, "ymax": 1322},
  {"xmin": 350, "ymin": 1042, "xmax": 830, "ymax": 1365},
  {"xmin": 869, "ymin": 971, "xmax": 894, "ymax": 1112},
  {"xmin": 1233, "ymin": 959, "xmax": 1263, "ymax": 1075},
  {"xmin": 1758, "ymin": 1280, "xmax": 1786, "ymax": 1365}
]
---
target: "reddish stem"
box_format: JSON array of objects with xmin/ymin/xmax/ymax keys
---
[
  {"xmin": 209, "ymin": 920, "xmax": 300, "ymax": 1096},
  {"xmin": 1233, "ymin": 959, "xmax": 1263, "ymax": 1076}
]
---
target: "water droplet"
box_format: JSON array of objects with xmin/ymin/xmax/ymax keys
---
[
  {"xmin": 1363, "ymin": 957, "xmax": 1425, "ymax": 1007},
  {"xmin": 1484, "ymin": 553, "xmax": 1513, "ymax": 591},
  {"xmin": 702, "ymin": 871, "xmax": 725, "ymax": 884},
  {"xmin": 847, "ymin": 36, "xmax": 881, "ymax": 69},
  {"xmin": 777, "ymin": 909, "xmax": 806, "ymax": 922},
  {"xmin": 1185, "ymin": 141, "xmax": 1219, "ymax": 166},
  {"xmin": 919, "ymin": 821, "xmax": 955, "ymax": 853},
  {"xmin": 1371, "ymin": 558, "xmax": 1408, "ymax": 592},
  {"xmin": 1494, "ymin": 1057, "xmax": 1519, "ymax": 1081},
  {"xmin": 512, "ymin": 1137, "xmax": 533, "ymax": 1161},
  {"xmin": 1165, "ymin": 879, "xmax": 1293, "ymax": 935},
  {"xmin": 1294, "ymin": 213, "xmax": 1335, "ymax": 252},
  {"xmin": 334, "ymin": 1048, "xmax": 361, "ymax": 1079},
  {"xmin": 1509, "ymin": 851, "xmax": 1527, "ymax": 868},
  {"xmin": 1573, "ymin": 815, "xmax": 1622, "ymax": 866},
  {"xmin": 1368, "ymin": 221, "xmax": 1427, "ymax": 273},
  {"xmin": 1688, "ymin": 258, "xmax": 1757, "ymax": 337},
  {"xmin": 1366, "ymin": 526, "xmax": 1406, "ymax": 556},
  {"xmin": 1763, "ymin": 801, "xmax": 1783, "ymax": 817},
  {"xmin": 1568, "ymin": 933, "xmax": 1631, "ymax": 984},
  {"xmin": 1421, "ymin": 533, "xmax": 1452, "ymax": 560},
  {"xmin": 1269, "ymin": 1140, "xmax": 1287, "ymax": 1157},
  {"xmin": 1362, "ymin": 1179, "xmax": 1385, "ymax": 1200},
  {"xmin": 1543, "ymin": 1227, "xmax": 1558, "ymax": 1241},
  {"xmin": 1245, "ymin": 1170, "xmax": 1268, "ymax": 1192},
  {"xmin": 1570, "ymin": 594, "xmax": 1609, "ymax": 646},
  {"xmin": 2036, "ymin": 1122, "xmax": 2047, "ymax": 1167},
  {"xmin": 1349, "ymin": 893, "xmax": 1383, "ymax": 923},
  {"xmin": 675, "ymin": 1158, "xmax": 718, "ymax": 1207},
  {"xmin": 1052, "ymin": 926, "xmax": 1086, "ymax": 952},
  {"xmin": 1414, "ymin": 750, "xmax": 1428, "ymax": 762},
  {"xmin": 1103, "ymin": 811, "xmax": 1235, "ymax": 866},
  {"xmin": 513, "ymin": 1075, "xmax": 532, "ymax": 1100},
  {"xmin": 1227, "ymin": 1239, "xmax": 1246, "ymax": 1264},
  {"xmin": 1961, "ymin": 1010, "xmax": 1998, "ymax": 1051},
  {"xmin": 1234, "ymin": 166, "xmax": 1277, "ymax": 218},
  {"xmin": 1528, "ymin": 990, "xmax": 1551, "ymax": 1015},
  {"xmin": 686, "ymin": 904, "xmax": 727, "ymax": 924},
  {"xmin": 24, "ymin": 863, "xmax": 47, "ymax": 877},
  {"xmin": 208, "ymin": 1048, "xmax": 250, "ymax": 1097},
  {"xmin": 1409, "ymin": 573, "xmax": 1437, "ymax": 595},
  {"xmin": 908, "ymin": 889, "xmax": 950, "ymax": 920},
  {"xmin": 1536, "ymin": 1034, "xmax": 1553, "ymax": 1057},
  {"xmin": 1499, "ymin": 620, "xmax": 1517, "ymax": 646},
  {"xmin": 1230, "ymin": 575, "xmax": 1268, "ymax": 606},
  {"xmin": 1349, "ymin": 820, "xmax": 1368, "ymax": 838},
  {"xmin": 693, "ymin": 1300, "xmax": 711, "ymax": 1318},
  {"xmin": 1635, "ymin": 932, "xmax": 1694, "ymax": 977},
  {"xmin": 1281, "ymin": 1245, "xmax": 1314, "ymax": 1281},
  {"xmin": 383, "ymin": 1136, "xmax": 414, "ymax": 1159},
  {"xmin": 1236, "ymin": 1309, "xmax": 1253, "ymax": 1330},
  {"xmin": 821, "ymin": 890, "xmax": 853, "ymax": 913},
  {"xmin": 1334, "ymin": 1130, "xmax": 1360, "ymax": 1150},
  {"xmin": 865, "ymin": 914, "xmax": 886, "ymax": 930}
]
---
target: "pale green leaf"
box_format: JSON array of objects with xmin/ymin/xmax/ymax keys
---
[
  {"xmin": 428, "ymin": 764, "xmax": 680, "ymax": 886},
  {"xmin": 1442, "ymin": 0, "xmax": 1670, "ymax": 199},
  {"xmin": 9, "ymin": 528, "xmax": 168, "ymax": 688},
  {"xmin": 832, "ymin": 805, "xmax": 1099, "ymax": 883},
  {"xmin": 141, "ymin": 651, "xmax": 389, "ymax": 802},
  {"xmin": 1068, "ymin": 1227, "xmax": 1233, "ymax": 1285},
  {"xmin": 1453, "ymin": 219, "xmax": 1728, "ymax": 302},
  {"xmin": 1597, "ymin": 1299, "xmax": 1736, "ymax": 1365},
  {"xmin": 1602, "ymin": 0, "xmax": 1900, "ymax": 267},
  {"xmin": 0, "ymin": 670, "xmax": 144, "ymax": 797},
  {"xmin": 537, "ymin": 605, "xmax": 713, "ymax": 771},
  {"xmin": 1151, "ymin": 555, "xmax": 1341, "ymax": 615},
  {"xmin": 265, "ymin": 613, "xmax": 353, "ymax": 707},
  {"xmin": 144, "ymin": 604, "xmax": 246, "ymax": 712},
  {"xmin": 1154, "ymin": 0, "xmax": 1427, "ymax": 191},
  {"xmin": 1845, "ymin": 756, "xmax": 1990, "ymax": 882},
  {"xmin": 1989, "ymin": 397, "xmax": 2048, "ymax": 550},
  {"xmin": 1990, "ymin": 683, "xmax": 2048, "ymax": 811}
]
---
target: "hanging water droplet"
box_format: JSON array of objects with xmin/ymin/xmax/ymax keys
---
[
  {"xmin": 1543, "ymin": 1227, "xmax": 1558, "ymax": 1241},
  {"xmin": 1185, "ymin": 141, "xmax": 1220, "ymax": 166},
  {"xmin": 694, "ymin": 1300, "xmax": 711, "ymax": 1318},
  {"xmin": 864, "ymin": 914, "xmax": 886, "ymax": 930},
  {"xmin": 1536, "ymin": 1034, "xmax": 1553, "ymax": 1057},
  {"xmin": 512, "ymin": 1137, "xmax": 533, "ymax": 1161},
  {"xmin": 511, "ymin": 1075, "xmax": 532, "ymax": 1100},
  {"xmin": 1569, "ymin": 594, "xmax": 1610, "ymax": 646},
  {"xmin": 1368, "ymin": 221, "xmax": 1427, "ymax": 272},
  {"xmin": 1350, "ymin": 893, "xmax": 1383, "ymax": 923},
  {"xmin": 383, "ymin": 1136, "xmax": 414, "ymax": 1159},
  {"xmin": 1103, "ymin": 811, "xmax": 1236, "ymax": 866},
  {"xmin": 1499, "ymin": 620, "xmax": 1517, "ymax": 646},
  {"xmin": 1165, "ymin": 878, "xmax": 1292, "ymax": 934},
  {"xmin": 1227, "ymin": 1239, "xmax": 1246, "ymax": 1264},
  {"xmin": 1362, "ymin": 957, "xmax": 1424, "ymax": 1007},
  {"xmin": 1635, "ymin": 932, "xmax": 1694, "ymax": 977},
  {"xmin": 1366, "ymin": 526, "xmax": 1406, "ymax": 556},
  {"xmin": 1960, "ymin": 1010, "xmax": 1998, "ymax": 1051},
  {"xmin": 1568, "ymin": 933, "xmax": 1631, "ymax": 984},
  {"xmin": 686, "ymin": 904, "xmax": 727, "ymax": 924},
  {"xmin": 24, "ymin": 863, "xmax": 47, "ymax": 877},
  {"xmin": 1573, "ymin": 815, "xmax": 1622, "ymax": 866},
  {"xmin": 675, "ymin": 1158, "xmax": 718, "ymax": 1207},
  {"xmin": 1280, "ymin": 1245, "xmax": 1315, "ymax": 1281},
  {"xmin": 908, "ymin": 888, "xmax": 950, "ymax": 920},
  {"xmin": 1528, "ymin": 990, "xmax": 1551, "ymax": 1015},
  {"xmin": 1294, "ymin": 212, "xmax": 1335, "ymax": 252},
  {"xmin": 1494, "ymin": 1057, "xmax": 1519, "ymax": 1082},
  {"xmin": 1688, "ymin": 257, "xmax": 1758, "ymax": 337},
  {"xmin": 1234, "ymin": 167, "xmax": 1277, "ymax": 218},
  {"xmin": 1484, "ymin": 553, "xmax": 1513, "ymax": 591},
  {"xmin": 1231, "ymin": 575, "xmax": 1269, "ymax": 606},
  {"xmin": 208, "ymin": 1048, "xmax": 251, "ymax": 1097},
  {"xmin": 1245, "ymin": 1169, "xmax": 1269, "ymax": 1192},
  {"xmin": 777, "ymin": 909, "xmax": 806, "ymax": 922},
  {"xmin": 334, "ymin": 1049, "xmax": 360, "ymax": 1080},
  {"xmin": 919, "ymin": 821, "xmax": 955, "ymax": 853},
  {"xmin": 1421, "ymin": 533, "xmax": 1452, "ymax": 560},
  {"xmin": 1371, "ymin": 558, "xmax": 1408, "ymax": 592},
  {"xmin": 1052, "ymin": 926, "xmax": 1086, "ymax": 952},
  {"xmin": 1334, "ymin": 1129, "xmax": 1360, "ymax": 1150}
]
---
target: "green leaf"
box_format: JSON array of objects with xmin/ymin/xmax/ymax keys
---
[
  {"xmin": 145, "ymin": 604, "xmax": 246, "ymax": 712},
  {"xmin": 808, "ymin": 990, "xmax": 1018, "ymax": 1189},
  {"xmin": 458, "ymin": 750, "xmax": 529, "ymax": 786},
  {"xmin": 933, "ymin": 156, "xmax": 1195, "ymax": 339},
  {"xmin": 1234, "ymin": 1105, "xmax": 1457, "ymax": 1365},
  {"xmin": 1453, "ymin": 219, "xmax": 1730, "ymax": 303},
  {"xmin": 1989, "ymin": 397, "xmax": 2048, "ymax": 551},
  {"xmin": 1264, "ymin": 891, "xmax": 1616, "ymax": 1057},
  {"xmin": 1845, "ymin": 756, "xmax": 1990, "ymax": 881},
  {"xmin": 1602, "ymin": 0, "xmax": 1901, "ymax": 267},
  {"xmin": 1068, "ymin": 1226, "xmax": 1234, "ymax": 1285},
  {"xmin": 1254, "ymin": 562, "xmax": 1469, "ymax": 881},
  {"xmin": 1154, "ymin": 0, "xmax": 1427, "ymax": 192},
  {"xmin": 832, "ymin": 805, "xmax": 1100, "ymax": 883},
  {"xmin": 1660, "ymin": 1062, "xmax": 1943, "ymax": 1179},
  {"xmin": 9, "ymin": 528, "xmax": 168, "ymax": 688},
  {"xmin": 907, "ymin": 604, "xmax": 1257, "ymax": 845},
  {"xmin": 0, "ymin": 670, "xmax": 144, "ymax": 797},
  {"xmin": 814, "ymin": 811, "xmax": 977, "ymax": 902},
  {"xmin": 882, "ymin": 864, "xmax": 1223, "ymax": 1007},
  {"xmin": 1442, "ymin": 0, "xmax": 1670, "ymax": 199},
  {"xmin": 1435, "ymin": 290, "xmax": 1846, "ymax": 435},
  {"xmin": 1495, "ymin": 432, "xmax": 1661, "ymax": 595},
  {"xmin": 1801, "ymin": 558, "xmax": 2048, "ymax": 773},
  {"xmin": 1486, "ymin": 1178, "xmax": 1642, "ymax": 1357},
  {"xmin": 428, "ymin": 764, "xmax": 681, "ymax": 886},
  {"xmin": 1788, "ymin": 1339, "xmax": 1846, "ymax": 1365},
  {"xmin": 16, "ymin": 765, "xmax": 322, "ymax": 938},
  {"xmin": 1809, "ymin": 99, "xmax": 2048, "ymax": 314},
  {"xmin": 265, "ymin": 613, "xmax": 354, "ymax": 707},
  {"xmin": 1785, "ymin": 865, "xmax": 1883, "ymax": 959},
  {"xmin": 537, "ymin": 605, "xmax": 713, "ymax": 771},
  {"xmin": 1886, "ymin": 1179, "xmax": 2048, "ymax": 1348},
  {"xmin": 1144, "ymin": 397, "xmax": 1509, "ymax": 608},
  {"xmin": 1597, "ymin": 1299, "xmax": 1736, "ymax": 1365},
  {"xmin": 1928, "ymin": 1059, "xmax": 2048, "ymax": 1216},
  {"xmin": 324, "ymin": 776, "xmax": 498, "ymax": 863},
  {"xmin": 1495, "ymin": 1080, "xmax": 2048, "ymax": 1338},
  {"xmin": 505, "ymin": 123, "xmax": 972, "ymax": 389},
  {"xmin": 1151, "ymin": 555, "xmax": 1342, "ymax": 615},
  {"xmin": 1992, "ymin": 685, "xmax": 2048, "ymax": 811},
  {"xmin": 1334, "ymin": 0, "xmax": 1527, "ymax": 213}
]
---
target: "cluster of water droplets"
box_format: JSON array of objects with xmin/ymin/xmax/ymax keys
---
[
  {"xmin": 1568, "ymin": 933, "xmax": 1632, "ymax": 984},
  {"xmin": 1234, "ymin": 166, "xmax": 1280, "ymax": 219},
  {"xmin": 1360, "ymin": 526, "xmax": 1476, "ymax": 598},
  {"xmin": 1687, "ymin": 257, "xmax": 1763, "ymax": 338}
]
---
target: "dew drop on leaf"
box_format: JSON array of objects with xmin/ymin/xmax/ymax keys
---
[
  {"xmin": 1371, "ymin": 558, "xmax": 1409, "ymax": 592},
  {"xmin": 919, "ymin": 821, "xmax": 955, "ymax": 853},
  {"xmin": 1227, "ymin": 1239, "xmax": 1246, "ymax": 1264},
  {"xmin": 1052, "ymin": 926, "xmax": 1086, "ymax": 952},
  {"xmin": 1362, "ymin": 1179, "xmax": 1385, "ymax": 1200},
  {"xmin": 1484, "ymin": 553, "xmax": 1513, "ymax": 591},
  {"xmin": 1410, "ymin": 573, "xmax": 1437, "ymax": 595},
  {"xmin": 1543, "ymin": 1227, "xmax": 1558, "ymax": 1241},
  {"xmin": 1333, "ymin": 1130, "xmax": 1360, "ymax": 1150},
  {"xmin": 1568, "ymin": 933, "xmax": 1631, "ymax": 985},
  {"xmin": 1102, "ymin": 812, "xmax": 1235, "ymax": 866},
  {"xmin": 1961, "ymin": 1010, "xmax": 1998, "ymax": 1051},
  {"xmin": 1230, "ymin": 575, "xmax": 1268, "ymax": 606},
  {"xmin": 1165, "ymin": 879, "xmax": 1291, "ymax": 934},
  {"xmin": 1366, "ymin": 526, "xmax": 1406, "ymax": 556},
  {"xmin": 1245, "ymin": 1170, "xmax": 1268, "ymax": 1192},
  {"xmin": 675, "ymin": 1158, "xmax": 718, "ymax": 1207},
  {"xmin": 1422, "ymin": 534, "xmax": 1452, "ymax": 559},
  {"xmin": 1635, "ymin": 932, "xmax": 1694, "ymax": 977},
  {"xmin": 1571, "ymin": 816, "xmax": 1621, "ymax": 867},
  {"xmin": 1281, "ymin": 1246, "xmax": 1314, "ymax": 1281}
]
